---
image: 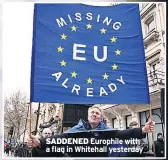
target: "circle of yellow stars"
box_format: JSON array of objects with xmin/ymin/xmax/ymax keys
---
[{"xmin": 56, "ymin": 23, "xmax": 123, "ymax": 84}]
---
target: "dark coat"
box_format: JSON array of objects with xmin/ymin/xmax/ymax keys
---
[
  {"xmin": 5, "ymin": 144, "xmax": 10, "ymax": 154},
  {"xmin": 18, "ymin": 145, "xmax": 24, "ymax": 157},
  {"xmin": 33, "ymin": 119, "xmax": 146, "ymax": 157},
  {"xmin": 153, "ymin": 139, "xmax": 164, "ymax": 157}
]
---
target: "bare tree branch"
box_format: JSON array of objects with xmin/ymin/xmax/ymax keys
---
[{"xmin": 4, "ymin": 90, "xmax": 29, "ymax": 138}]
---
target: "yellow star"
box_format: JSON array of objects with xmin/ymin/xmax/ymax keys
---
[
  {"xmin": 71, "ymin": 25, "xmax": 77, "ymax": 31},
  {"xmin": 110, "ymin": 36, "xmax": 117, "ymax": 43},
  {"xmin": 100, "ymin": 28, "xmax": 107, "ymax": 34},
  {"xmin": 61, "ymin": 33, "xmax": 67, "ymax": 40},
  {"xmin": 87, "ymin": 77, "xmax": 93, "ymax": 84},
  {"xmin": 71, "ymin": 71, "xmax": 77, "ymax": 78},
  {"xmin": 57, "ymin": 46, "xmax": 64, "ymax": 52},
  {"xmin": 112, "ymin": 64, "xmax": 118, "ymax": 70},
  {"xmin": 86, "ymin": 23, "xmax": 92, "ymax": 29},
  {"xmin": 102, "ymin": 73, "xmax": 109, "ymax": 80},
  {"xmin": 60, "ymin": 60, "xmax": 67, "ymax": 66},
  {"xmin": 115, "ymin": 49, "xmax": 121, "ymax": 55}
]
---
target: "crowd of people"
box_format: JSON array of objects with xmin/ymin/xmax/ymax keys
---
[
  {"xmin": 4, "ymin": 128, "xmax": 53, "ymax": 157},
  {"xmin": 4, "ymin": 142, "xmax": 31, "ymax": 157}
]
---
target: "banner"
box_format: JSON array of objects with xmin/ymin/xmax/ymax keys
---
[{"xmin": 30, "ymin": 3, "xmax": 149, "ymax": 104}]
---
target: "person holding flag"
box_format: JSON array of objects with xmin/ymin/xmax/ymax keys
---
[
  {"xmin": 27, "ymin": 107, "xmax": 155, "ymax": 157},
  {"xmin": 28, "ymin": 3, "xmax": 156, "ymax": 157}
]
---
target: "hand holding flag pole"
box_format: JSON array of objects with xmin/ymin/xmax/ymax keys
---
[
  {"xmin": 149, "ymin": 104, "xmax": 156, "ymax": 156},
  {"xmin": 141, "ymin": 105, "xmax": 155, "ymax": 156}
]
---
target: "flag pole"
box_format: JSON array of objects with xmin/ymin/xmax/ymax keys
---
[
  {"xmin": 149, "ymin": 104, "xmax": 155, "ymax": 156},
  {"xmin": 29, "ymin": 102, "xmax": 32, "ymax": 157},
  {"xmin": 60, "ymin": 104, "xmax": 64, "ymax": 133}
]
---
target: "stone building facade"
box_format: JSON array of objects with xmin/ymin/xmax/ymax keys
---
[{"xmin": 37, "ymin": 103, "xmax": 63, "ymax": 134}]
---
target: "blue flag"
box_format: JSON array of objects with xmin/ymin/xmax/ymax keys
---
[{"xmin": 30, "ymin": 3, "xmax": 150, "ymax": 104}]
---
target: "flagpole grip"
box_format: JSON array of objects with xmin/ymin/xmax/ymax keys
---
[{"xmin": 149, "ymin": 104, "xmax": 155, "ymax": 156}]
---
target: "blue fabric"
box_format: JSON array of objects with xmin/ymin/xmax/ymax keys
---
[
  {"xmin": 65, "ymin": 119, "xmax": 127, "ymax": 157},
  {"xmin": 64, "ymin": 119, "xmax": 112, "ymax": 133},
  {"xmin": 30, "ymin": 3, "xmax": 149, "ymax": 104}
]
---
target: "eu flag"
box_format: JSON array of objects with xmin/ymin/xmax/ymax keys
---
[{"xmin": 30, "ymin": 3, "xmax": 150, "ymax": 104}]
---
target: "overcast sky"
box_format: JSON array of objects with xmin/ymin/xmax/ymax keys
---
[{"xmin": 3, "ymin": 3, "xmax": 34, "ymax": 99}]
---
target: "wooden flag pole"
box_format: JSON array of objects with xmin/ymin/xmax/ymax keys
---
[
  {"xmin": 149, "ymin": 104, "xmax": 155, "ymax": 156},
  {"xmin": 60, "ymin": 104, "xmax": 64, "ymax": 134},
  {"xmin": 29, "ymin": 102, "xmax": 32, "ymax": 138},
  {"xmin": 29, "ymin": 102, "xmax": 32, "ymax": 157}
]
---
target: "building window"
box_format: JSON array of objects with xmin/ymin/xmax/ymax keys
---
[
  {"xmin": 112, "ymin": 118, "xmax": 118, "ymax": 129},
  {"xmin": 152, "ymin": 63, "xmax": 156, "ymax": 71},
  {"xmin": 150, "ymin": 60, "xmax": 160, "ymax": 72},
  {"xmin": 139, "ymin": 108, "xmax": 164, "ymax": 151},
  {"xmin": 149, "ymin": 60, "xmax": 160, "ymax": 85},
  {"xmin": 151, "ymin": 63, "xmax": 157, "ymax": 78},
  {"xmin": 147, "ymin": 19, "xmax": 155, "ymax": 33},
  {"xmin": 125, "ymin": 115, "xmax": 132, "ymax": 129},
  {"xmin": 145, "ymin": 15, "xmax": 156, "ymax": 35}
]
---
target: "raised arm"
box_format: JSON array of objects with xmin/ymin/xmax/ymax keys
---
[
  {"xmin": 115, "ymin": 127, "xmax": 146, "ymax": 139},
  {"xmin": 102, "ymin": 119, "xmax": 155, "ymax": 139}
]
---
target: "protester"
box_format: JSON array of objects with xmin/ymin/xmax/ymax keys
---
[
  {"xmin": 14, "ymin": 143, "xmax": 20, "ymax": 157},
  {"xmin": 41, "ymin": 128, "xmax": 52, "ymax": 138},
  {"xmin": 17, "ymin": 143, "xmax": 24, "ymax": 157},
  {"xmin": 129, "ymin": 121, "xmax": 139, "ymax": 129},
  {"xmin": 15, "ymin": 142, "xmax": 31, "ymax": 157},
  {"xmin": 32, "ymin": 128, "xmax": 53, "ymax": 157},
  {"xmin": 22, "ymin": 143, "xmax": 31, "ymax": 157},
  {"xmin": 4, "ymin": 142, "xmax": 7, "ymax": 153},
  {"xmin": 153, "ymin": 133, "xmax": 164, "ymax": 157},
  {"xmin": 5, "ymin": 143, "xmax": 10, "ymax": 156},
  {"xmin": 127, "ymin": 121, "xmax": 148, "ymax": 157},
  {"xmin": 27, "ymin": 107, "xmax": 155, "ymax": 157},
  {"xmin": 11, "ymin": 143, "xmax": 15, "ymax": 156}
]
